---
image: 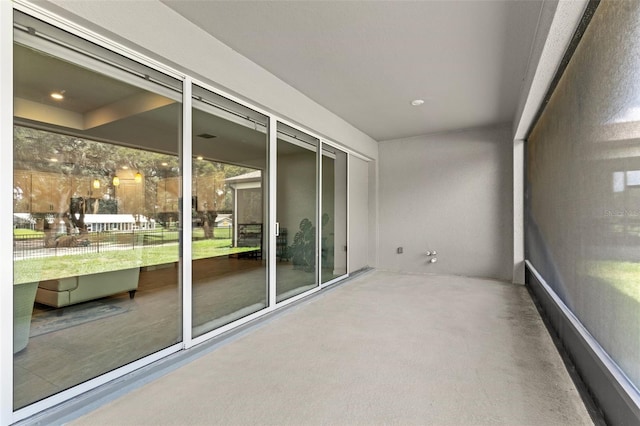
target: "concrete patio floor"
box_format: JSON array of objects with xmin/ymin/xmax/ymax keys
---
[{"xmin": 66, "ymin": 270, "xmax": 594, "ymax": 425}]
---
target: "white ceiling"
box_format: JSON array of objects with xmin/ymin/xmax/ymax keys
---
[{"xmin": 161, "ymin": 0, "xmax": 544, "ymax": 141}]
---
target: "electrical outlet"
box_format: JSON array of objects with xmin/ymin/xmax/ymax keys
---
[{"xmin": 397, "ymin": 247, "xmax": 403, "ymax": 254}]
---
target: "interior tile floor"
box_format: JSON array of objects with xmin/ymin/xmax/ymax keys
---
[{"xmin": 61, "ymin": 270, "xmax": 594, "ymax": 425}]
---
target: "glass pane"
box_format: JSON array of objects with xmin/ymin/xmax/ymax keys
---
[
  {"xmin": 321, "ymin": 146, "xmax": 348, "ymax": 283},
  {"xmin": 191, "ymin": 85, "xmax": 268, "ymax": 337},
  {"xmin": 276, "ymin": 123, "xmax": 318, "ymax": 302},
  {"xmin": 13, "ymin": 12, "xmax": 182, "ymax": 409},
  {"xmin": 526, "ymin": 1, "xmax": 640, "ymax": 389}
]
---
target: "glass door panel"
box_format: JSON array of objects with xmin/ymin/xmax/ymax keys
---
[
  {"xmin": 13, "ymin": 10, "xmax": 183, "ymax": 410},
  {"xmin": 191, "ymin": 85, "xmax": 268, "ymax": 337},
  {"xmin": 276, "ymin": 123, "xmax": 319, "ymax": 302},
  {"xmin": 321, "ymin": 146, "xmax": 348, "ymax": 283}
]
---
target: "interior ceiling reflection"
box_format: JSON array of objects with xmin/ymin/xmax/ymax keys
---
[{"xmin": 14, "ymin": 41, "xmax": 269, "ymax": 170}]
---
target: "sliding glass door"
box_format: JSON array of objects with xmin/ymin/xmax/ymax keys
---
[
  {"xmin": 10, "ymin": 6, "xmax": 352, "ymax": 417},
  {"xmin": 276, "ymin": 123, "xmax": 319, "ymax": 302},
  {"xmin": 13, "ymin": 11, "xmax": 183, "ymax": 410},
  {"xmin": 191, "ymin": 85, "xmax": 268, "ymax": 337},
  {"xmin": 321, "ymin": 146, "xmax": 348, "ymax": 283}
]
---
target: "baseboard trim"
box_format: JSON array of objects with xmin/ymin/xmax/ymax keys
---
[{"xmin": 525, "ymin": 260, "xmax": 640, "ymax": 425}]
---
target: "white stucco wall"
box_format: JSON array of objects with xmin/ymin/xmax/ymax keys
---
[{"xmin": 378, "ymin": 125, "xmax": 513, "ymax": 281}]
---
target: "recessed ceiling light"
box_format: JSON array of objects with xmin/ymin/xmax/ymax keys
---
[
  {"xmin": 411, "ymin": 99, "xmax": 425, "ymax": 106},
  {"xmin": 50, "ymin": 91, "xmax": 65, "ymax": 100},
  {"xmin": 121, "ymin": 165, "xmax": 129, "ymax": 169}
]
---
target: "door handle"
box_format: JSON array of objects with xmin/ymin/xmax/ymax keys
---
[{"xmin": 275, "ymin": 222, "xmax": 280, "ymax": 237}]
